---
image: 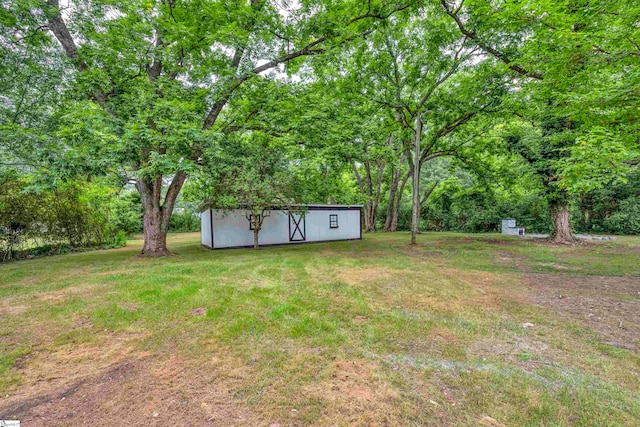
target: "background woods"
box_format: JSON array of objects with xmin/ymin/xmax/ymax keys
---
[{"xmin": 0, "ymin": 0, "xmax": 638, "ymax": 259}]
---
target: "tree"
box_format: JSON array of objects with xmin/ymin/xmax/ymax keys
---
[
  {"xmin": 3, "ymin": 0, "xmax": 417, "ymax": 255},
  {"xmin": 440, "ymin": 0, "xmax": 640, "ymax": 242},
  {"xmin": 190, "ymin": 129, "xmax": 300, "ymax": 249},
  {"xmin": 316, "ymin": 4, "xmax": 506, "ymax": 233}
]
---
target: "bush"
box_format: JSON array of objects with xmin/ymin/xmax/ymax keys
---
[
  {"xmin": 109, "ymin": 229, "xmax": 128, "ymax": 247},
  {"xmin": 0, "ymin": 177, "xmax": 129, "ymax": 262},
  {"xmin": 109, "ymin": 191, "xmax": 142, "ymax": 236},
  {"xmin": 169, "ymin": 210, "xmax": 200, "ymax": 232},
  {"xmin": 604, "ymin": 198, "xmax": 640, "ymax": 235}
]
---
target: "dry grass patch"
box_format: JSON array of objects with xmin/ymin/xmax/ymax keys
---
[
  {"xmin": 301, "ymin": 359, "xmax": 401, "ymax": 425},
  {"xmin": 0, "ymin": 302, "xmax": 27, "ymax": 315},
  {"xmin": 34, "ymin": 282, "xmax": 104, "ymax": 302},
  {"xmin": 429, "ymin": 327, "xmax": 459, "ymax": 344},
  {"xmin": 0, "ymin": 339, "xmax": 262, "ymax": 426},
  {"xmin": 0, "ymin": 355, "xmax": 260, "ymax": 426},
  {"xmin": 5, "ymin": 330, "xmax": 146, "ymax": 395},
  {"xmin": 306, "ymin": 265, "xmax": 400, "ymax": 286}
]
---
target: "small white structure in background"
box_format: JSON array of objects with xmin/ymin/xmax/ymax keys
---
[
  {"xmin": 501, "ymin": 218, "xmax": 525, "ymax": 236},
  {"xmin": 200, "ymin": 204, "xmax": 362, "ymax": 249}
]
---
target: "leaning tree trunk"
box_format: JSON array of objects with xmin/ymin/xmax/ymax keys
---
[
  {"xmin": 137, "ymin": 171, "xmax": 187, "ymax": 256},
  {"xmin": 390, "ymin": 169, "xmax": 412, "ymax": 232},
  {"xmin": 550, "ymin": 198, "xmax": 574, "ymax": 243},
  {"xmin": 384, "ymin": 166, "xmax": 400, "ymax": 232},
  {"xmin": 352, "ymin": 161, "xmax": 376, "ymax": 233}
]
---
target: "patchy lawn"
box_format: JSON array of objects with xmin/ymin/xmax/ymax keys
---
[{"xmin": 1, "ymin": 232, "xmax": 639, "ymax": 426}]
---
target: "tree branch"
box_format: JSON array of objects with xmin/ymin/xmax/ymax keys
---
[
  {"xmin": 45, "ymin": 0, "xmax": 114, "ymax": 114},
  {"xmin": 202, "ymin": 2, "xmax": 418, "ymax": 131},
  {"xmin": 440, "ymin": 0, "xmax": 543, "ymax": 80},
  {"xmin": 162, "ymin": 170, "xmax": 187, "ymax": 221},
  {"xmin": 420, "ymin": 180, "xmax": 439, "ymax": 206},
  {"xmin": 416, "ymin": 37, "xmax": 469, "ymax": 112}
]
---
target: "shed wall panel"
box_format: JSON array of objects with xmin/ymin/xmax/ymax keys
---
[
  {"xmin": 304, "ymin": 210, "xmax": 361, "ymax": 241},
  {"xmin": 200, "ymin": 209, "xmax": 212, "ymax": 248},
  {"xmin": 208, "ymin": 208, "xmax": 361, "ymax": 249}
]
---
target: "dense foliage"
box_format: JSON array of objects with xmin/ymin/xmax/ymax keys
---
[
  {"xmin": 0, "ymin": 0, "xmax": 638, "ymax": 256},
  {"xmin": 0, "ymin": 173, "xmax": 127, "ymax": 261}
]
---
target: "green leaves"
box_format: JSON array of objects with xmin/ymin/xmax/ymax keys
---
[{"xmin": 557, "ymin": 126, "xmax": 631, "ymax": 193}]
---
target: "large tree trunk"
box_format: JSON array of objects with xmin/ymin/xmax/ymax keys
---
[
  {"xmin": 136, "ymin": 171, "xmax": 187, "ymax": 256},
  {"xmin": 550, "ymin": 198, "xmax": 574, "ymax": 243},
  {"xmin": 141, "ymin": 206, "xmax": 169, "ymax": 255}
]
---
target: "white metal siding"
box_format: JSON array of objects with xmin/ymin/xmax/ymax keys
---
[
  {"xmin": 208, "ymin": 208, "xmax": 361, "ymax": 249},
  {"xmin": 200, "ymin": 209, "xmax": 212, "ymax": 248},
  {"xmin": 212, "ymin": 210, "xmax": 290, "ymax": 248},
  {"xmin": 304, "ymin": 210, "xmax": 361, "ymax": 242}
]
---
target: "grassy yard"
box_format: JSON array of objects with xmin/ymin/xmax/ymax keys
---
[{"xmin": 1, "ymin": 232, "xmax": 639, "ymax": 426}]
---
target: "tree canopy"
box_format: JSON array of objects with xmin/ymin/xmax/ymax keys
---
[{"xmin": 1, "ymin": 0, "xmax": 638, "ymax": 255}]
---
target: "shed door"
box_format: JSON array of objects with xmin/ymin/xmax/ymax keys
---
[{"xmin": 288, "ymin": 212, "xmax": 306, "ymax": 242}]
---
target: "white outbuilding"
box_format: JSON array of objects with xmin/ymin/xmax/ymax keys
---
[{"xmin": 200, "ymin": 204, "xmax": 363, "ymax": 249}]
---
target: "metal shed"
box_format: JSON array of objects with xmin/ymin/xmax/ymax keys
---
[{"xmin": 200, "ymin": 204, "xmax": 363, "ymax": 249}]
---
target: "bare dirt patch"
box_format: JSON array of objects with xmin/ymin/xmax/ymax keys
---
[
  {"xmin": 189, "ymin": 306, "xmax": 207, "ymax": 316},
  {"xmin": 302, "ymin": 359, "xmax": 400, "ymax": 425},
  {"xmin": 0, "ymin": 336, "xmax": 262, "ymax": 427},
  {"xmin": 429, "ymin": 327, "xmax": 459, "ymax": 344},
  {"xmin": 0, "ymin": 303, "xmax": 27, "ymax": 315},
  {"xmin": 0, "ymin": 355, "xmax": 259, "ymax": 426},
  {"xmin": 6, "ymin": 331, "xmax": 145, "ymax": 392},
  {"xmin": 494, "ymin": 251, "xmax": 529, "ymax": 271},
  {"xmin": 524, "ymin": 273, "xmax": 640, "ymax": 350}
]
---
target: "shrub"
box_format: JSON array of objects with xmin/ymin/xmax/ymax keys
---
[
  {"xmin": 109, "ymin": 191, "xmax": 143, "ymax": 236},
  {"xmin": 604, "ymin": 198, "xmax": 640, "ymax": 235},
  {"xmin": 169, "ymin": 210, "xmax": 200, "ymax": 232},
  {"xmin": 110, "ymin": 230, "xmax": 128, "ymax": 247},
  {"xmin": 0, "ymin": 177, "xmax": 129, "ymax": 261}
]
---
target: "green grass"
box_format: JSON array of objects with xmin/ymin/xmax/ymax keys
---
[{"xmin": 1, "ymin": 232, "xmax": 640, "ymax": 425}]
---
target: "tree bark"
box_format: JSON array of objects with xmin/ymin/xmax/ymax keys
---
[
  {"xmin": 353, "ymin": 159, "xmax": 385, "ymax": 233},
  {"xmin": 550, "ymin": 198, "xmax": 574, "ymax": 243},
  {"xmin": 411, "ymin": 113, "xmax": 422, "ymax": 245},
  {"xmin": 371, "ymin": 160, "xmax": 385, "ymax": 231},
  {"xmin": 253, "ymin": 229, "xmax": 259, "ymax": 250},
  {"xmin": 352, "ymin": 163, "xmax": 372, "ymax": 232},
  {"xmin": 390, "ymin": 168, "xmax": 412, "ymax": 232},
  {"xmin": 385, "ymin": 166, "xmax": 400, "ymax": 231},
  {"xmin": 136, "ymin": 171, "xmax": 187, "ymax": 256},
  {"xmin": 141, "ymin": 205, "xmax": 169, "ymax": 255}
]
